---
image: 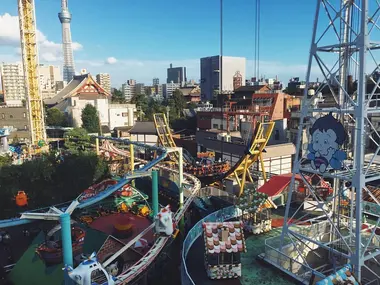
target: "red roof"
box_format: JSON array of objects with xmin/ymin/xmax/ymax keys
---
[{"xmin": 258, "ymin": 174, "xmax": 302, "ymax": 197}]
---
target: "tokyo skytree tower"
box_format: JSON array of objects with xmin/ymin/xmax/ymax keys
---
[{"xmin": 58, "ymin": 0, "xmax": 75, "ymax": 83}]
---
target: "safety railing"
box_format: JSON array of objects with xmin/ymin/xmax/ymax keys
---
[{"xmin": 181, "ymin": 205, "xmax": 242, "ymax": 285}]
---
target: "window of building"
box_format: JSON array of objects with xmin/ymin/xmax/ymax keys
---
[
  {"xmin": 1, "ymin": 113, "xmax": 4, "ymax": 119},
  {"xmin": 23, "ymin": 112, "xmax": 26, "ymax": 118},
  {"xmin": 275, "ymin": 130, "xmax": 280, "ymax": 140},
  {"xmin": 24, "ymin": 125, "xmax": 27, "ymax": 130},
  {"xmin": 9, "ymin": 115, "xmax": 13, "ymax": 119},
  {"xmin": 122, "ymin": 112, "xmax": 128, "ymax": 117},
  {"xmin": 213, "ymin": 124, "xmax": 218, "ymax": 129}
]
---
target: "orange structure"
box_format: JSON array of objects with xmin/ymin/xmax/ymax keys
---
[{"xmin": 15, "ymin": 191, "xmax": 28, "ymax": 207}]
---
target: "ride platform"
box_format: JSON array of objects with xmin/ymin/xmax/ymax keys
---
[
  {"xmin": 8, "ymin": 226, "xmax": 108, "ymax": 285},
  {"xmin": 89, "ymin": 212, "xmax": 154, "ymax": 245}
]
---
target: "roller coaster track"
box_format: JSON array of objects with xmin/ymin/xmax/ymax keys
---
[
  {"xmin": 153, "ymin": 112, "xmax": 275, "ymax": 196},
  {"xmin": 153, "ymin": 113, "xmax": 195, "ymax": 164},
  {"xmin": 220, "ymin": 121, "xmax": 275, "ymax": 196},
  {"xmin": 100, "ymin": 139, "xmax": 201, "ymax": 284}
]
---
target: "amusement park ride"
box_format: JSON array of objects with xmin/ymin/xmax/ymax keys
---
[
  {"xmin": 262, "ymin": 0, "xmax": 380, "ymax": 284},
  {"xmin": 153, "ymin": 113, "xmax": 274, "ymax": 195}
]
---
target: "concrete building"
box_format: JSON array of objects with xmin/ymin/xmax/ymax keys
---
[
  {"xmin": 0, "ymin": 106, "xmax": 30, "ymax": 142},
  {"xmin": 200, "ymin": 56, "xmax": 246, "ymax": 101},
  {"xmin": 96, "ymin": 73, "xmax": 111, "ymax": 94},
  {"xmin": 121, "ymin": 79, "xmax": 136, "ymax": 102},
  {"xmin": 38, "ymin": 64, "xmax": 62, "ymax": 99},
  {"xmin": 108, "ymin": 104, "xmax": 137, "ymax": 130},
  {"xmin": 153, "ymin": 78, "xmax": 159, "ymax": 85},
  {"xmin": 136, "ymin": 83, "xmax": 145, "ymax": 95},
  {"xmin": 163, "ymin": 81, "xmax": 180, "ymax": 99},
  {"xmin": 0, "ymin": 63, "xmax": 25, "ymax": 106},
  {"xmin": 167, "ymin": 64, "xmax": 186, "ymax": 86}
]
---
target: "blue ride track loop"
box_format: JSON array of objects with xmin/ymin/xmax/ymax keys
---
[{"xmin": 0, "ymin": 137, "xmax": 168, "ymax": 229}]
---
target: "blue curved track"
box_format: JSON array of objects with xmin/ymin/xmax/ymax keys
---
[{"xmin": 0, "ymin": 137, "xmax": 168, "ymax": 229}]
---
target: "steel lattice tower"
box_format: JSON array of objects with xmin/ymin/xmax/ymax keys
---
[
  {"xmin": 263, "ymin": 0, "xmax": 380, "ymax": 283},
  {"xmin": 18, "ymin": 0, "xmax": 46, "ymax": 145},
  {"xmin": 59, "ymin": 0, "xmax": 75, "ymax": 83}
]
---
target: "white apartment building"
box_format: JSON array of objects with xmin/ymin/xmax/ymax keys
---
[
  {"xmin": 108, "ymin": 104, "xmax": 137, "ymax": 130},
  {"xmin": 0, "ymin": 63, "xmax": 25, "ymax": 106},
  {"xmin": 96, "ymin": 73, "xmax": 111, "ymax": 94},
  {"xmin": 121, "ymin": 79, "xmax": 136, "ymax": 102},
  {"xmin": 200, "ymin": 56, "xmax": 246, "ymax": 101},
  {"xmin": 163, "ymin": 81, "xmax": 180, "ymax": 98},
  {"xmin": 38, "ymin": 64, "xmax": 62, "ymax": 99}
]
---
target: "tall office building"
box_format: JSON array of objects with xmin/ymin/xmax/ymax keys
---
[
  {"xmin": 96, "ymin": 73, "xmax": 111, "ymax": 94},
  {"xmin": 121, "ymin": 79, "xmax": 136, "ymax": 102},
  {"xmin": 200, "ymin": 56, "xmax": 246, "ymax": 101},
  {"xmin": 59, "ymin": 0, "xmax": 76, "ymax": 83},
  {"xmin": 167, "ymin": 64, "xmax": 186, "ymax": 86},
  {"xmin": 0, "ymin": 63, "xmax": 26, "ymax": 105},
  {"xmin": 153, "ymin": 78, "xmax": 159, "ymax": 85}
]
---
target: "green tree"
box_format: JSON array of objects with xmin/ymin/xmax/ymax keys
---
[
  {"xmin": 0, "ymin": 151, "xmax": 110, "ymax": 218},
  {"xmin": 172, "ymin": 89, "xmax": 186, "ymax": 117},
  {"xmin": 81, "ymin": 104, "xmax": 100, "ymax": 133},
  {"xmin": 46, "ymin": 107, "xmax": 67, "ymax": 126},
  {"xmin": 131, "ymin": 94, "xmax": 149, "ymax": 120},
  {"xmin": 188, "ymin": 102, "xmax": 197, "ymax": 110},
  {"xmin": 112, "ymin": 89, "xmax": 125, "ymax": 103},
  {"xmin": 0, "ymin": 155, "xmax": 12, "ymax": 167},
  {"xmin": 64, "ymin": 128, "xmax": 91, "ymax": 153}
]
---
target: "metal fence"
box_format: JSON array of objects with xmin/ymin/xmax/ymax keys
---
[{"xmin": 181, "ymin": 205, "xmax": 242, "ymax": 285}]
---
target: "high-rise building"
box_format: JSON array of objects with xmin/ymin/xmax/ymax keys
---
[
  {"xmin": 200, "ymin": 56, "xmax": 246, "ymax": 101},
  {"xmin": 163, "ymin": 81, "xmax": 180, "ymax": 99},
  {"xmin": 136, "ymin": 83, "xmax": 145, "ymax": 95},
  {"xmin": 38, "ymin": 64, "xmax": 62, "ymax": 99},
  {"xmin": 59, "ymin": 0, "xmax": 76, "ymax": 83},
  {"xmin": 153, "ymin": 78, "xmax": 159, "ymax": 85},
  {"xmin": 121, "ymin": 79, "xmax": 136, "ymax": 102},
  {"xmin": 167, "ymin": 64, "xmax": 186, "ymax": 86},
  {"xmin": 0, "ymin": 63, "xmax": 25, "ymax": 105},
  {"xmin": 96, "ymin": 73, "xmax": 111, "ymax": 94}
]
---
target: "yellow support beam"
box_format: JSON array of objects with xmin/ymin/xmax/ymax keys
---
[
  {"xmin": 18, "ymin": 0, "xmax": 46, "ymax": 146},
  {"xmin": 226, "ymin": 121, "xmax": 275, "ymax": 197}
]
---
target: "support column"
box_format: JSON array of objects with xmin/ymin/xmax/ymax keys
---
[
  {"xmin": 152, "ymin": 170, "xmax": 159, "ymax": 216},
  {"xmin": 60, "ymin": 213, "xmax": 73, "ymax": 267},
  {"xmin": 178, "ymin": 148, "xmax": 184, "ymax": 208},
  {"xmin": 130, "ymin": 144, "xmax": 135, "ymax": 187},
  {"xmin": 95, "ymin": 138, "xmax": 99, "ymax": 155}
]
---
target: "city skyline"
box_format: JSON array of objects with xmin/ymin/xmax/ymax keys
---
[{"xmin": 0, "ymin": 0, "xmax": 317, "ymax": 87}]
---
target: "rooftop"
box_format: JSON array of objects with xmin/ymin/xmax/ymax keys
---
[{"xmin": 203, "ymin": 221, "xmax": 247, "ymax": 254}]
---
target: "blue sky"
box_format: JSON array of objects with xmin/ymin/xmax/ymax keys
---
[{"xmin": 0, "ymin": 0, "xmax": 317, "ymax": 86}]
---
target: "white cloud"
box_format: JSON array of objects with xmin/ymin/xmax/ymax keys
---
[
  {"xmin": 105, "ymin": 57, "xmax": 117, "ymax": 65},
  {"xmin": 0, "ymin": 13, "xmax": 82, "ymax": 62}
]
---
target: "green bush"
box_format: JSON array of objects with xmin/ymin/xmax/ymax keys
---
[{"xmin": 0, "ymin": 152, "xmax": 110, "ymax": 219}]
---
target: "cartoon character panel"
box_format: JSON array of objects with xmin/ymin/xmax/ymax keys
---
[{"xmin": 307, "ymin": 113, "xmax": 347, "ymax": 173}]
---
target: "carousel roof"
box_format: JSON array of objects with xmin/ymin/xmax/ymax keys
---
[
  {"xmin": 237, "ymin": 188, "xmax": 276, "ymax": 212},
  {"xmin": 203, "ymin": 221, "xmax": 247, "ymax": 254}
]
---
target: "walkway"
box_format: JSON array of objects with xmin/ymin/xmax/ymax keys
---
[{"xmin": 186, "ymin": 236, "xmax": 241, "ymax": 285}]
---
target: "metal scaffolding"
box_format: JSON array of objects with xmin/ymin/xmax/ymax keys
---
[
  {"xmin": 264, "ymin": 0, "xmax": 380, "ymax": 284},
  {"xmin": 18, "ymin": 0, "xmax": 46, "ymax": 145}
]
